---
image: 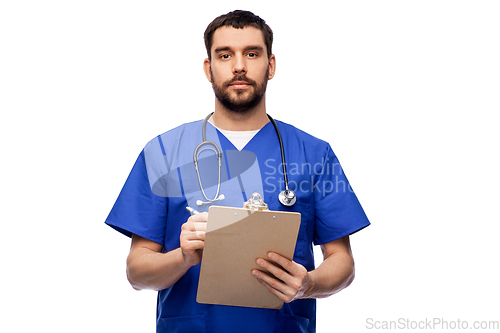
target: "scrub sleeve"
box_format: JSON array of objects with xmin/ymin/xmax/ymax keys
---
[{"xmin": 105, "ymin": 151, "xmax": 167, "ymax": 244}]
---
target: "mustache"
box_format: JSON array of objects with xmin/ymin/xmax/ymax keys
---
[{"xmin": 224, "ymin": 74, "xmax": 257, "ymax": 87}]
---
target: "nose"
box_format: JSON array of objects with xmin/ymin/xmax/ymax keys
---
[{"xmin": 232, "ymin": 54, "xmax": 246, "ymax": 75}]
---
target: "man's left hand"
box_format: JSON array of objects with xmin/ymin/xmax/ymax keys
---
[{"xmin": 251, "ymin": 252, "xmax": 310, "ymax": 303}]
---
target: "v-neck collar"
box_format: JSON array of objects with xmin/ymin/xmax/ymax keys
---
[{"xmin": 209, "ymin": 121, "xmax": 274, "ymax": 152}]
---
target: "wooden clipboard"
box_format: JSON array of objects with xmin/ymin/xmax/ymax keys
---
[{"xmin": 196, "ymin": 205, "xmax": 301, "ymax": 309}]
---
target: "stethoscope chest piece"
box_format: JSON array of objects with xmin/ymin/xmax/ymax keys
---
[{"xmin": 279, "ymin": 189, "xmax": 296, "ymax": 207}]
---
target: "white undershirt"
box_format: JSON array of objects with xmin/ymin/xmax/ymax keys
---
[{"xmin": 210, "ymin": 120, "xmax": 260, "ymax": 151}]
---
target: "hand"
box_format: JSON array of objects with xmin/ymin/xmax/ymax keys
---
[
  {"xmin": 251, "ymin": 252, "xmax": 310, "ymax": 303},
  {"xmin": 179, "ymin": 212, "xmax": 208, "ymax": 267}
]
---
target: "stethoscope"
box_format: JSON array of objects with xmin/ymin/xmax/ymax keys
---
[{"xmin": 193, "ymin": 112, "xmax": 296, "ymax": 207}]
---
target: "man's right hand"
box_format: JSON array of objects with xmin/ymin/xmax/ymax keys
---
[{"xmin": 180, "ymin": 212, "xmax": 208, "ymax": 267}]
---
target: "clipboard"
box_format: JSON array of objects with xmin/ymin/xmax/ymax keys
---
[{"xmin": 196, "ymin": 193, "xmax": 301, "ymax": 309}]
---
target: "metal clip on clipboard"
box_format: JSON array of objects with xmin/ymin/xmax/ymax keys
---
[{"xmin": 243, "ymin": 192, "xmax": 268, "ymax": 211}]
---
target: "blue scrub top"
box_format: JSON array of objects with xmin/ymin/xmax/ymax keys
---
[{"xmin": 105, "ymin": 118, "xmax": 370, "ymax": 333}]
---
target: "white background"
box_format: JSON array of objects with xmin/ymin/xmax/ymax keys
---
[{"xmin": 1, "ymin": 1, "xmax": 499, "ymax": 332}]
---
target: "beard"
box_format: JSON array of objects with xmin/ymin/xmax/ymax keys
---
[{"xmin": 211, "ymin": 68, "xmax": 269, "ymax": 114}]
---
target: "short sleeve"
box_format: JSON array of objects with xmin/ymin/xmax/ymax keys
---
[
  {"xmin": 313, "ymin": 145, "xmax": 370, "ymax": 245},
  {"xmin": 105, "ymin": 150, "xmax": 167, "ymax": 245}
]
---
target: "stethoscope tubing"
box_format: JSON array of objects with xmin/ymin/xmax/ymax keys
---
[
  {"xmin": 267, "ymin": 114, "xmax": 290, "ymax": 192},
  {"xmin": 193, "ymin": 112, "xmax": 223, "ymax": 204},
  {"xmin": 194, "ymin": 112, "xmax": 295, "ymax": 206}
]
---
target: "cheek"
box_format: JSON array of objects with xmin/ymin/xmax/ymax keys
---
[
  {"xmin": 211, "ymin": 65, "xmax": 231, "ymax": 80},
  {"xmin": 250, "ymin": 63, "xmax": 271, "ymax": 79},
  {"xmin": 211, "ymin": 73, "xmax": 226, "ymax": 87}
]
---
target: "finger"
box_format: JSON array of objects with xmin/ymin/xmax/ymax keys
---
[
  {"xmin": 182, "ymin": 230, "xmax": 206, "ymax": 241},
  {"xmin": 193, "ymin": 222, "xmax": 207, "ymax": 232},
  {"xmin": 181, "ymin": 239, "xmax": 205, "ymax": 251},
  {"xmin": 257, "ymin": 278, "xmax": 286, "ymax": 300},
  {"xmin": 252, "ymin": 269, "xmax": 297, "ymax": 299},
  {"xmin": 187, "ymin": 240, "xmax": 205, "ymax": 250},
  {"xmin": 255, "ymin": 258, "xmax": 292, "ymax": 284},
  {"xmin": 189, "ymin": 212, "xmax": 209, "ymax": 223},
  {"xmin": 267, "ymin": 252, "xmax": 302, "ymax": 276},
  {"xmin": 251, "ymin": 270, "xmax": 295, "ymax": 302},
  {"xmin": 182, "ymin": 220, "xmax": 207, "ymax": 235},
  {"xmin": 257, "ymin": 257, "xmax": 307, "ymax": 293}
]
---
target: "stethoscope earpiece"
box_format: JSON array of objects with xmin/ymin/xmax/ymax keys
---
[{"xmin": 196, "ymin": 194, "xmax": 225, "ymax": 206}]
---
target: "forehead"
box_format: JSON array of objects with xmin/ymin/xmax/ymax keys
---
[{"xmin": 211, "ymin": 26, "xmax": 266, "ymax": 53}]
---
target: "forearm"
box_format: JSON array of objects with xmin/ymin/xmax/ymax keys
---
[
  {"xmin": 302, "ymin": 250, "xmax": 355, "ymax": 299},
  {"xmin": 126, "ymin": 214, "xmax": 206, "ymax": 291},
  {"xmin": 127, "ymin": 247, "xmax": 191, "ymax": 291}
]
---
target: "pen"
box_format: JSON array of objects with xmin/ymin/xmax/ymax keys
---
[{"xmin": 186, "ymin": 206, "xmax": 200, "ymax": 215}]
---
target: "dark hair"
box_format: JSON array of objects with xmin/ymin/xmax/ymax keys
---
[{"xmin": 204, "ymin": 10, "xmax": 273, "ymax": 61}]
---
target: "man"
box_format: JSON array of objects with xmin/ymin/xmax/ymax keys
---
[{"xmin": 106, "ymin": 10, "xmax": 370, "ymax": 333}]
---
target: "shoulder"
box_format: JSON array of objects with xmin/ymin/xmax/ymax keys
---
[
  {"xmin": 143, "ymin": 119, "xmax": 203, "ymax": 153},
  {"xmin": 274, "ymin": 119, "xmax": 333, "ymax": 154}
]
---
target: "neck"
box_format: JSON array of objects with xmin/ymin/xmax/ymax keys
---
[{"xmin": 212, "ymin": 96, "xmax": 269, "ymax": 131}]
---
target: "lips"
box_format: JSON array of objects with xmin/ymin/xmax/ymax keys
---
[{"xmin": 230, "ymin": 81, "xmax": 250, "ymax": 89}]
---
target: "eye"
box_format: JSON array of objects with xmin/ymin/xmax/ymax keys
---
[
  {"xmin": 247, "ymin": 52, "xmax": 257, "ymax": 58},
  {"xmin": 220, "ymin": 54, "xmax": 231, "ymax": 60}
]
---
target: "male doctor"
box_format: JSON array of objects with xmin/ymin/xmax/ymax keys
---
[{"xmin": 106, "ymin": 10, "xmax": 370, "ymax": 333}]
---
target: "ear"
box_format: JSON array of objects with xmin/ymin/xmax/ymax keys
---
[
  {"xmin": 203, "ymin": 58, "xmax": 212, "ymax": 83},
  {"xmin": 268, "ymin": 54, "xmax": 276, "ymax": 80}
]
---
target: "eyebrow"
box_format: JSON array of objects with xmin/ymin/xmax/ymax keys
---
[
  {"xmin": 213, "ymin": 45, "xmax": 265, "ymax": 54},
  {"xmin": 213, "ymin": 46, "xmax": 231, "ymax": 54}
]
